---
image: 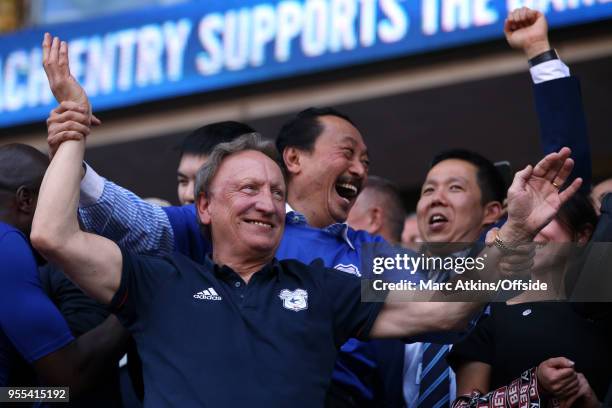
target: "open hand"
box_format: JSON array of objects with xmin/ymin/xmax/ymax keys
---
[
  {"xmin": 502, "ymin": 147, "xmax": 582, "ymax": 242},
  {"xmin": 43, "ymin": 33, "xmax": 89, "ymax": 108}
]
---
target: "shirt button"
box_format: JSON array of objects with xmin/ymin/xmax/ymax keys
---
[
  {"xmin": 240, "ymin": 294, "xmax": 244, "ymax": 299},
  {"xmin": 234, "ymin": 281, "xmax": 241, "ymax": 288}
]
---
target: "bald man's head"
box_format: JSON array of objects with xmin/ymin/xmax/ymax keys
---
[{"xmin": 0, "ymin": 144, "xmax": 49, "ymax": 234}]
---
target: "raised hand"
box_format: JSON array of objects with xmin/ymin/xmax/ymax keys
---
[
  {"xmin": 504, "ymin": 7, "xmax": 551, "ymax": 59},
  {"xmin": 502, "ymin": 147, "xmax": 582, "ymax": 242},
  {"xmin": 42, "ymin": 33, "xmax": 89, "ymax": 109},
  {"xmin": 42, "ymin": 33, "xmax": 100, "ymax": 156}
]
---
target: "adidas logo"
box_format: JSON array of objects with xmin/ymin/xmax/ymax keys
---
[{"xmin": 193, "ymin": 287, "xmax": 223, "ymax": 301}]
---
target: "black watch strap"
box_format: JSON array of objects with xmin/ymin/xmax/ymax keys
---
[{"xmin": 528, "ymin": 49, "xmax": 558, "ymax": 67}]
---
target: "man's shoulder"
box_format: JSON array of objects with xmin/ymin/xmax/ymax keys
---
[
  {"xmin": 277, "ymin": 258, "xmax": 361, "ymax": 283},
  {"xmin": 0, "ymin": 222, "xmax": 32, "ymax": 260},
  {"xmin": 0, "ymin": 221, "xmax": 22, "ymax": 240},
  {"xmin": 278, "ymin": 257, "xmax": 325, "ymax": 271},
  {"xmin": 123, "ymin": 249, "xmax": 210, "ymax": 277},
  {"xmin": 283, "ymin": 221, "xmax": 384, "ymax": 245},
  {"xmin": 162, "ymin": 203, "xmax": 197, "ymax": 223},
  {"xmin": 346, "ymin": 227, "xmax": 386, "ymax": 245},
  {"xmin": 282, "ymin": 222, "xmax": 346, "ymax": 247}
]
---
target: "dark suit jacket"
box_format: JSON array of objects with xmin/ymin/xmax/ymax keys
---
[{"xmin": 534, "ymin": 76, "xmax": 592, "ymax": 191}]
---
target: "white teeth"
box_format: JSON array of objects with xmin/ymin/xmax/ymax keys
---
[
  {"xmin": 248, "ymin": 221, "xmax": 272, "ymax": 228},
  {"xmin": 430, "ymin": 215, "xmax": 447, "ymax": 223},
  {"xmin": 337, "ymin": 183, "xmax": 358, "ymax": 193}
]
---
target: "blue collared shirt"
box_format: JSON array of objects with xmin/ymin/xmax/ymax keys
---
[{"xmin": 112, "ymin": 250, "xmax": 384, "ymax": 407}]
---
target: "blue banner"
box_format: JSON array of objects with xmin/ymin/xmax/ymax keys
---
[{"xmin": 1, "ymin": 0, "xmax": 612, "ymax": 128}]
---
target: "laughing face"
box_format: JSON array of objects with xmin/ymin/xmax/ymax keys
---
[
  {"xmin": 288, "ymin": 115, "xmax": 369, "ymax": 228},
  {"xmin": 417, "ymin": 159, "xmax": 499, "ymax": 245},
  {"xmin": 197, "ymin": 150, "xmax": 286, "ymax": 261}
]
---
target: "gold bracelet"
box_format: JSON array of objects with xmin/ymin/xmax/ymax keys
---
[{"xmin": 493, "ymin": 231, "xmax": 518, "ymax": 254}]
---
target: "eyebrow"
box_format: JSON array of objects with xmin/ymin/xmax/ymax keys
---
[
  {"xmin": 339, "ymin": 136, "xmax": 369, "ymax": 158},
  {"xmin": 446, "ymin": 177, "xmax": 468, "ymax": 183},
  {"xmin": 424, "ymin": 176, "xmax": 469, "ymax": 185}
]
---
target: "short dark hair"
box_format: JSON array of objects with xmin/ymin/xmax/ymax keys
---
[
  {"xmin": 275, "ymin": 107, "xmax": 355, "ymax": 156},
  {"xmin": 180, "ymin": 121, "xmax": 255, "ymax": 158},
  {"xmin": 0, "ymin": 144, "xmax": 48, "ymax": 194},
  {"xmin": 557, "ymin": 191, "xmax": 598, "ymax": 239},
  {"xmin": 430, "ymin": 149, "xmax": 506, "ymax": 205},
  {"xmin": 560, "ymin": 191, "xmax": 599, "ymax": 296},
  {"xmin": 362, "ymin": 176, "xmax": 406, "ymax": 243}
]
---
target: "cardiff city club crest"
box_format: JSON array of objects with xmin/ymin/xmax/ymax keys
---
[
  {"xmin": 279, "ymin": 289, "xmax": 308, "ymax": 312},
  {"xmin": 334, "ymin": 263, "xmax": 361, "ymax": 277}
]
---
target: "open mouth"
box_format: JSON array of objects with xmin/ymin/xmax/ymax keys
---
[
  {"xmin": 428, "ymin": 213, "xmax": 448, "ymax": 230},
  {"xmin": 335, "ymin": 182, "xmax": 359, "ymax": 202}
]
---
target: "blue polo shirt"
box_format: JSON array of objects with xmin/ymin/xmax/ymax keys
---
[
  {"xmin": 0, "ymin": 222, "xmax": 74, "ymax": 386},
  {"xmin": 111, "ymin": 250, "xmax": 383, "ymax": 407},
  {"xmin": 162, "ymin": 205, "xmax": 417, "ymax": 404}
]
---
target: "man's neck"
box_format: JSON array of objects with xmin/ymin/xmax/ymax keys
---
[
  {"xmin": 287, "ymin": 196, "xmax": 333, "ymax": 229},
  {"xmin": 212, "ymin": 252, "xmax": 273, "ymax": 283}
]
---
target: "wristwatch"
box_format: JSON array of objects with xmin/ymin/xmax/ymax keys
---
[{"xmin": 528, "ymin": 49, "xmax": 558, "ymax": 67}]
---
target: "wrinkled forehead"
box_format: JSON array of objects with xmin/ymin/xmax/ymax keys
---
[{"xmin": 213, "ymin": 150, "xmax": 286, "ymax": 188}]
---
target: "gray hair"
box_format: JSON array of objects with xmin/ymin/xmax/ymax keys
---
[{"xmin": 194, "ymin": 132, "xmax": 285, "ymax": 200}]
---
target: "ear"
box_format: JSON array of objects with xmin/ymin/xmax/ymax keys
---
[
  {"xmin": 196, "ymin": 192, "xmax": 212, "ymax": 225},
  {"xmin": 283, "ymin": 147, "xmax": 303, "ymax": 176},
  {"xmin": 482, "ymin": 201, "xmax": 503, "ymax": 227},
  {"xmin": 369, "ymin": 207, "xmax": 384, "ymax": 234},
  {"xmin": 15, "ymin": 186, "xmax": 37, "ymax": 215},
  {"xmin": 576, "ymin": 225, "xmax": 593, "ymax": 246}
]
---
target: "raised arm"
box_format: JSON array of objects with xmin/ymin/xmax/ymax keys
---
[
  {"xmin": 505, "ymin": 7, "xmax": 592, "ymax": 191},
  {"xmin": 31, "ymin": 100, "xmax": 121, "ymax": 304},
  {"xmin": 41, "ymin": 33, "xmax": 177, "ymax": 257},
  {"xmin": 77, "ymin": 169, "xmax": 176, "ymax": 256},
  {"xmin": 370, "ymin": 148, "xmax": 582, "ymax": 338}
]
